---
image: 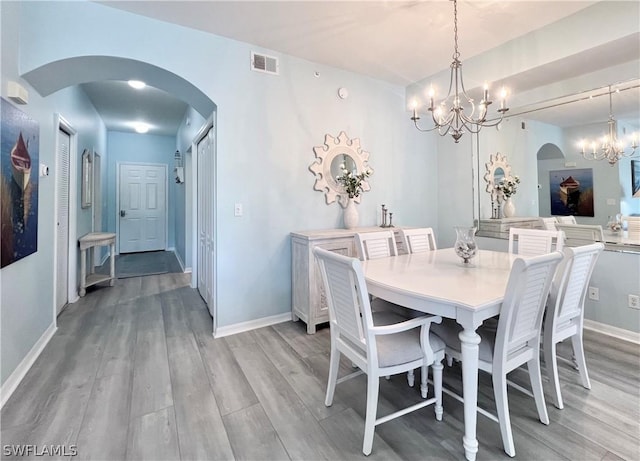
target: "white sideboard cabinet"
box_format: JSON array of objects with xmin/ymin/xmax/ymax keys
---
[{"xmin": 291, "ymin": 227, "xmax": 406, "ymax": 334}]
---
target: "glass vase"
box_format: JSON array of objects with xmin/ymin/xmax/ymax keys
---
[{"xmin": 454, "ymin": 226, "xmax": 478, "ymax": 265}]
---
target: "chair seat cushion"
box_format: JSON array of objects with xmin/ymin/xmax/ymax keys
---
[
  {"xmin": 373, "ymin": 311, "xmax": 445, "ymax": 367},
  {"xmin": 431, "ymin": 319, "xmax": 496, "ymax": 363},
  {"xmin": 371, "ymin": 298, "xmax": 424, "ymax": 319}
]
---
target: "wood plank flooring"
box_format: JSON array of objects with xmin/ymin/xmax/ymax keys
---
[{"xmin": 1, "ymin": 273, "xmax": 638, "ymax": 460}]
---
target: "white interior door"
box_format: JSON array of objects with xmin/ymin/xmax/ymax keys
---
[
  {"xmin": 92, "ymin": 153, "xmax": 102, "ymax": 265},
  {"xmin": 197, "ymin": 127, "xmax": 215, "ymax": 315},
  {"xmin": 55, "ymin": 128, "xmax": 70, "ymax": 314},
  {"xmin": 119, "ymin": 163, "xmax": 167, "ymax": 253}
]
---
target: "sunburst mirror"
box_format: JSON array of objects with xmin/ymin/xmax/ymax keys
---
[
  {"xmin": 483, "ymin": 152, "xmax": 512, "ymax": 203},
  {"xmin": 309, "ymin": 131, "xmax": 373, "ymax": 207}
]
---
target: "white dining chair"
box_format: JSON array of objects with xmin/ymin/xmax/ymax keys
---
[
  {"xmin": 621, "ymin": 215, "xmax": 640, "ymax": 238},
  {"xmin": 508, "ymin": 227, "xmax": 564, "ymax": 256},
  {"xmin": 399, "ymin": 227, "xmax": 438, "ymax": 253},
  {"xmin": 556, "ymin": 215, "xmax": 577, "ymax": 224},
  {"xmin": 355, "ymin": 230, "xmax": 426, "ymax": 388},
  {"xmin": 313, "ymin": 247, "xmax": 445, "ymax": 456},
  {"xmin": 355, "ymin": 230, "xmax": 398, "ymax": 260},
  {"xmin": 543, "ymin": 243, "xmax": 604, "ymax": 409},
  {"xmin": 555, "ymin": 223, "xmax": 604, "ymax": 247},
  {"xmin": 431, "ymin": 251, "xmax": 563, "ymax": 457},
  {"xmin": 539, "ymin": 217, "xmax": 558, "ymax": 231}
]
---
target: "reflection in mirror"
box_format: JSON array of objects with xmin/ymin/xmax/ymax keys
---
[
  {"xmin": 310, "ymin": 131, "xmax": 373, "ymax": 207},
  {"xmin": 476, "ymin": 80, "xmax": 640, "ymax": 222},
  {"xmin": 483, "ymin": 152, "xmax": 512, "ymax": 204},
  {"xmin": 330, "ymin": 154, "xmax": 356, "ymax": 181}
]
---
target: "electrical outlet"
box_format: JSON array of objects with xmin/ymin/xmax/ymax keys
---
[
  {"xmin": 588, "ymin": 286, "xmax": 599, "ymax": 301},
  {"xmin": 234, "ymin": 203, "xmax": 243, "ymax": 217},
  {"xmin": 629, "ymin": 294, "xmax": 640, "ymax": 309}
]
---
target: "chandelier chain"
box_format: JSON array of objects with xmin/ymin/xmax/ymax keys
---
[
  {"xmin": 409, "ymin": 0, "xmax": 508, "ymax": 142},
  {"xmin": 452, "ymin": 0, "xmax": 460, "ymax": 60}
]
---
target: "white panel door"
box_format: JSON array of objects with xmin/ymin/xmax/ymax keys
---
[
  {"xmin": 197, "ymin": 127, "xmax": 215, "ymax": 315},
  {"xmin": 56, "ymin": 129, "xmax": 70, "ymax": 314},
  {"xmin": 119, "ymin": 163, "xmax": 167, "ymax": 253}
]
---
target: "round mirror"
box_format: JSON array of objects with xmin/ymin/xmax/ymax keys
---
[
  {"xmin": 310, "ymin": 131, "xmax": 373, "ymax": 206},
  {"xmin": 328, "ymin": 154, "xmax": 358, "ymax": 190},
  {"xmin": 483, "ymin": 152, "xmax": 512, "ymax": 202}
]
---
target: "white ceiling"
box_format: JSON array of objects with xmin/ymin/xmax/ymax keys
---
[{"xmin": 81, "ymin": 0, "xmax": 637, "ymax": 135}]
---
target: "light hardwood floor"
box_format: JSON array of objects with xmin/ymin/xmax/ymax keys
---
[{"xmin": 1, "ymin": 273, "xmax": 638, "ymax": 460}]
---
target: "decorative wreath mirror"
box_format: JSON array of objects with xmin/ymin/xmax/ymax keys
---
[
  {"xmin": 309, "ymin": 131, "xmax": 373, "ymax": 207},
  {"xmin": 483, "ymin": 152, "xmax": 512, "ymax": 203}
]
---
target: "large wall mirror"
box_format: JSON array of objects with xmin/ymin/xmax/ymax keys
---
[
  {"xmin": 475, "ymin": 79, "xmax": 640, "ymax": 223},
  {"xmin": 309, "ymin": 131, "xmax": 373, "ymax": 207}
]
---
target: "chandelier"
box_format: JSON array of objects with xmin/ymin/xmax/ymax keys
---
[
  {"xmin": 411, "ymin": 0, "xmax": 509, "ymax": 143},
  {"xmin": 579, "ymin": 86, "xmax": 639, "ymax": 165}
]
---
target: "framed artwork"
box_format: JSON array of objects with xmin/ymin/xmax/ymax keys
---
[
  {"xmin": 1, "ymin": 98, "xmax": 39, "ymax": 268},
  {"xmin": 549, "ymin": 168, "xmax": 594, "ymax": 217},
  {"xmin": 632, "ymin": 160, "xmax": 640, "ymax": 198},
  {"xmin": 81, "ymin": 149, "xmax": 92, "ymax": 208}
]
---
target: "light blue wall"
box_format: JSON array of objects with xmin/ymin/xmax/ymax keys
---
[
  {"xmin": 176, "ymin": 106, "xmax": 207, "ymax": 270},
  {"xmin": 15, "ymin": 1, "xmax": 437, "ymax": 329},
  {"xmin": 0, "ymin": 2, "xmax": 107, "ymax": 386},
  {"xmin": 106, "ymin": 131, "xmax": 178, "ymax": 251}
]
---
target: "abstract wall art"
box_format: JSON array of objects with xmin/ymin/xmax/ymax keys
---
[
  {"xmin": 549, "ymin": 168, "xmax": 594, "ymax": 217},
  {"xmin": 1, "ymin": 98, "xmax": 39, "ymax": 268}
]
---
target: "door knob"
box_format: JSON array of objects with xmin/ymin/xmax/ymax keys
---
[{"xmin": 120, "ymin": 210, "xmax": 126, "ymax": 217}]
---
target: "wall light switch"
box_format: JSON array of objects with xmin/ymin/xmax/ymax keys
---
[
  {"xmin": 606, "ymin": 198, "xmax": 616, "ymax": 206},
  {"xmin": 588, "ymin": 286, "xmax": 599, "ymax": 301},
  {"xmin": 234, "ymin": 203, "xmax": 243, "ymax": 217}
]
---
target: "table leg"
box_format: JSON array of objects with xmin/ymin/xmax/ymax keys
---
[
  {"xmin": 459, "ymin": 327, "xmax": 481, "ymax": 461},
  {"xmin": 109, "ymin": 242, "xmax": 116, "ymax": 286},
  {"xmin": 80, "ymin": 248, "xmax": 87, "ymax": 297}
]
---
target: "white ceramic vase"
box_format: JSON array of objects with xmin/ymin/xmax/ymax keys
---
[
  {"xmin": 343, "ymin": 199, "xmax": 359, "ymax": 229},
  {"xmin": 503, "ymin": 197, "xmax": 515, "ymax": 218}
]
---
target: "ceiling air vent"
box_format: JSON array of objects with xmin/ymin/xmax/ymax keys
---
[{"xmin": 251, "ymin": 52, "xmax": 279, "ymax": 75}]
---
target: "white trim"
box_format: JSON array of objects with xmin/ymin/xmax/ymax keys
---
[
  {"xmin": 52, "ymin": 115, "xmax": 79, "ymax": 313},
  {"xmin": 1, "ymin": 323, "xmax": 57, "ymax": 408},
  {"xmin": 213, "ymin": 313, "xmax": 291, "ymax": 339},
  {"xmin": 583, "ymin": 319, "xmax": 640, "ymax": 344}
]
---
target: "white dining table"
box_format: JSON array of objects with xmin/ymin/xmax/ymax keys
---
[{"xmin": 362, "ymin": 248, "xmax": 517, "ymax": 461}]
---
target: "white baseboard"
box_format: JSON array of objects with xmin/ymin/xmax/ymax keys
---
[
  {"xmin": 214, "ymin": 312, "xmax": 291, "ymax": 338},
  {"xmin": 1, "ymin": 322, "xmax": 57, "ymax": 408},
  {"xmin": 183, "ymin": 267, "xmax": 192, "ymax": 274},
  {"xmin": 583, "ymin": 319, "xmax": 640, "ymax": 344}
]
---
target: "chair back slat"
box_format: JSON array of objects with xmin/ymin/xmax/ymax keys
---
[
  {"xmin": 400, "ymin": 228, "xmax": 437, "ymax": 253},
  {"xmin": 557, "ymin": 216, "xmax": 577, "ymax": 224},
  {"xmin": 316, "ymin": 249, "xmax": 368, "ymax": 349},
  {"xmin": 539, "ymin": 217, "xmax": 558, "ymax": 231},
  {"xmin": 508, "ymin": 228, "xmax": 564, "ymax": 256},
  {"xmin": 355, "ymin": 231, "xmax": 397, "ymax": 261},
  {"xmin": 496, "ymin": 252, "xmax": 562, "ymax": 363},
  {"xmin": 549, "ymin": 243, "xmax": 603, "ymax": 327},
  {"xmin": 555, "ymin": 224, "xmax": 604, "ymax": 247}
]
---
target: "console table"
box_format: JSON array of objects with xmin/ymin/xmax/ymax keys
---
[
  {"xmin": 79, "ymin": 232, "xmax": 116, "ymax": 297},
  {"xmin": 291, "ymin": 227, "xmax": 407, "ymax": 333}
]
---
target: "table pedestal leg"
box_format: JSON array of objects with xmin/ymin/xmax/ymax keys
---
[
  {"xmin": 79, "ymin": 248, "xmax": 87, "ymax": 297},
  {"xmin": 109, "ymin": 242, "xmax": 116, "ymax": 286},
  {"xmin": 459, "ymin": 327, "xmax": 481, "ymax": 461}
]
